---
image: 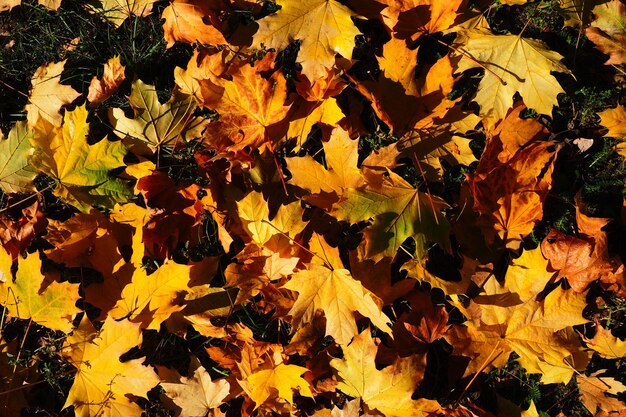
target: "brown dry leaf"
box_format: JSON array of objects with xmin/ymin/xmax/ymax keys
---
[
  {"xmin": 577, "ymin": 373, "xmax": 626, "ymax": 415},
  {"xmin": 488, "ymin": 102, "xmax": 549, "ymax": 159},
  {"xmin": 162, "ymin": 0, "xmax": 227, "ymax": 48},
  {"xmin": 468, "ymin": 140, "xmax": 559, "ymax": 249},
  {"xmin": 225, "ymin": 244, "xmax": 299, "ymax": 304},
  {"xmin": 349, "ymin": 49, "xmax": 456, "ymax": 134},
  {"xmin": 330, "ymin": 328, "xmax": 440, "ymax": 417},
  {"xmin": 379, "ymin": 290, "xmax": 450, "ymax": 361},
  {"xmin": 87, "ymin": 55, "xmax": 126, "ymax": 104},
  {"xmin": 541, "ymin": 208, "xmax": 624, "ymax": 293},
  {"xmin": 0, "ymin": 198, "xmax": 45, "ymax": 259},
  {"xmin": 287, "ymin": 69, "xmax": 346, "ymax": 149},
  {"xmin": 0, "ymin": 333, "xmax": 37, "ymax": 416},
  {"xmin": 586, "ymin": 0, "xmax": 626, "ymax": 65},
  {"xmin": 25, "ymin": 60, "xmax": 80, "ymax": 128},
  {"xmin": 161, "ymin": 357, "xmax": 230, "ymax": 417},
  {"xmin": 349, "ymin": 251, "xmax": 415, "ymax": 305}
]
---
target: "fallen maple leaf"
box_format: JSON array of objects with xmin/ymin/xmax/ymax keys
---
[
  {"xmin": 245, "ymin": 362, "xmax": 313, "ymax": 408},
  {"xmin": 286, "ymin": 127, "xmax": 363, "ymax": 210},
  {"xmin": 111, "ymin": 79, "xmax": 208, "ymax": 152},
  {"xmin": 25, "ymin": 60, "xmax": 80, "ymax": 128},
  {"xmin": 31, "ymin": 105, "xmax": 131, "ymax": 212},
  {"xmin": 64, "ymin": 317, "xmax": 160, "ymax": 417},
  {"xmin": 162, "ymin": 0, "xmax": 227, "ymax": 48},
  {"xmin": 333, "ymin": 167, "xmax": 450, "ymax": 260},
  {"xmin": 92, "ymin": 0, "xmax": 158, "ymax": 27},
  {"xmin": 109, "ymin": 259, "xmax": 195, "ymax": 329},
  {"xmin": 251, "ymin": 0, "xmax": 361, "ymax": 81},
  {"xmin": 586, "ymin": 0, "xmax": 626, "ymax": 65},
  {"xmin": 0, "ymin": 199, "xmax": 46, "ymax": 259},
  {"xmin": 201, "ymin": 57, "xmax": 290, "ymax": 152},
  {"xmin": 237, "ymin": 191, "xmax": 306, "ymax": 250},
  {"xmin": 0, "ymin": 247, "xmax": 80, "ymax": 333},
  {"xmin": 287, "ymin": 69, "xmax": 346, "ymax": 148},
  {"xmin": 0, "ymin": 0, "xmax": 20, "ymax": 11},
  {"xmin": 283, "ymin": 261, "xmax": 392, "ymax": 345},
  {"xmin": 600, "ymin": 104, "xmax": 626, "ymax": 139},
  {"xmin": 447, "ymin": 248, "xmax": 590, "ymax": 384},
  {"xmin": 454, "ymin": 30, "xmax": 570, "ymax": 123},
  {"xmin": 541, "ymin": 208, "xmax": 624, "ymax": 293},
  {"xmin": 379, "ymin": 0, "xmax": 464, "ymax": 41},
  {"xmin": 330, "ymin": 328, "xmax": 440, "ymax": 417},
  {"xmin": 468, "ymin": 140, "xmax": 559, "ymax": 248},
  {"xmin": 577, "ymin": 372, "xmax": 626, "ymax": 415},
  {"xmin": 161, "ymin": 357, "xmax": 230, "ymax": 417},
  {"xmin": 225, "ymin": 244, "xmax": 299, "ymax": 304},
  {"xmin": 87, "ymin": 55, "xmax": 126, "ymax": 104},
  {"xmin": 584, "ymin": 324, "xmax": 626, "ymax": 359},
  {"xmin": 0, "ymin": 121, "xmax": 36, "ymax": 193}
]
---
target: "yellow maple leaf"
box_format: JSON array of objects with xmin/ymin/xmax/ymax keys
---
[
  {"xmin": 92, "ymin": 0, "xmax": 158, "ymax": 27},
  {"xmin": 161, "ymin": 357, "xmax": 230, "ymax": 417},
  {"xmin": 447, "ymin": 248, "xmax": 591, "ymax": 384},
  {"xmin": 0, "ymin": 247, "xmax": 80, "ymax": 333},
  {"xmin": 584, "ymin": 325, "xmax": 626, "ymax": 359},
  {"xmin": 600, "ymin": 105, "xmax": 626, "ymax": 139},
  {"xmin": 454, "ymin": 30, "xmax": 570, "ymax": 123},
  {"xmin": 283, "ymin": 262, "xmax": 392, "ymax": 345},
  {"xmin": 31, "ymin": 105, "xmax": 131, "ymax": 212},
  {"xmin": 64, "ymin": 317, "xmax": 159, "ymax": 417},
  {"xmin": 25, "ymin": 60, "xmax": 80, "ymax": 128},
  {"xmin": 245, "ymin": 362, "xmax": 313, "ymax": 408},
  {"xmin": 237, "ymin": 191, "xmax": 306, "ymax": 249},
  {"xmin": 109, "ymin": 259, "xmax": 194, "ymax": 329},
  {"xmin": 0, "ymin": 0, "xmax": 20, "ymax": 11},
  {"xmin": 577, "ymin": 372, "xmax": 626, "ymax": 415},
  {"xmin": 251, "ymin": 0, "xmax": 361, "ymax": 81},
  {"xmin": 286, "ymin": 126, "xmax": 363, "ymax": 210},
  {"xmin": 330, "ymin": 328, "xmax": 440, "ymax": 417}
]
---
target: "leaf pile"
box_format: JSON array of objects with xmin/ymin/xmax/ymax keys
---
[{"xmin": 0, "ymin": 0, "xmax": 625, "ymax": 416}]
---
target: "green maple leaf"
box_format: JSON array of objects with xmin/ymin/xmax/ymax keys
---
[
  {"xmin": 0, "ymin": 121, "xmax": 36, "ymax": 193},
  {"xmin": 31, "ymin": 105, "xmax": 130, "ymax": 212}
]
